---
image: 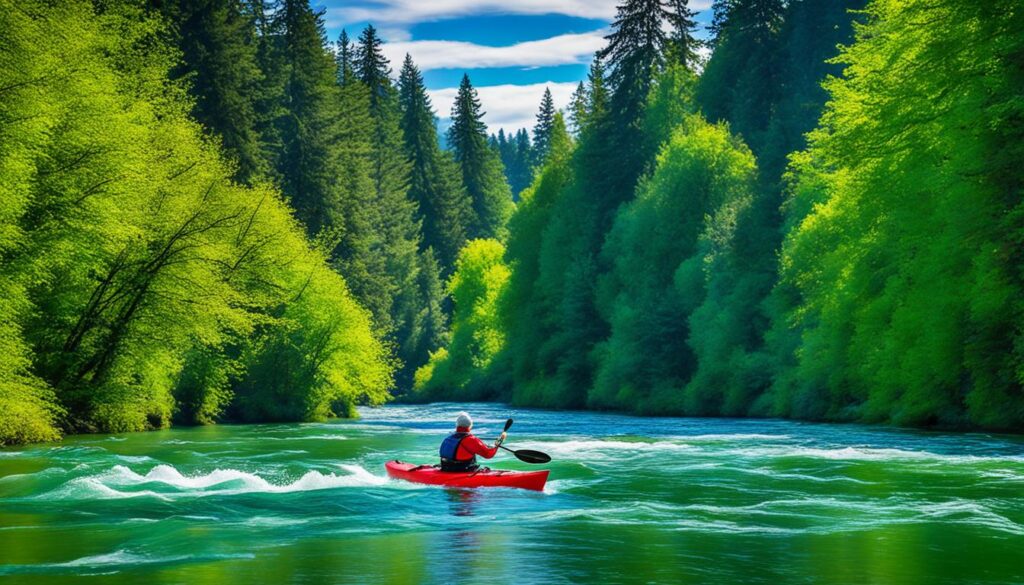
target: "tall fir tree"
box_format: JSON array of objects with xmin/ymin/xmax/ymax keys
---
[
  {"xmin": 155, "ymin": 0, "xmax": 267, "ymax": 183},
  {"xmin": 335, "ymin": 29, "xmax": 356, "ymax": 85},
  {"xmin": 326, "ymin": 29, "xmax": 386, "ymax": 320},
  {"xmin": 666, "ymin": 0, "xmax": 703, "ymax": 69},
  {"xmin": 355, "ymin": 26, "xmax": 432, "ymax": 386},
  {"xmin": 568, "ymin": 81, "xmax": 588, "ymax": 136},
  {"xmin": 531, "ymin": 87, "xmax": 557, "ymax": 168},
  {"xmin": 599, "ymin": 0, "xmax": 672, "ymax": 120},
  {"xmin": 493, "ymin": 128, "xmax": 534, "ymax": 200},
  {"xmin": 249, "ymin": 0, "xmax": 287, "ymax": 183},
  {"xmin": 398, "ymin": 53, "xmax": 472, "ymax": 274},
  {"xmin": 586, "ymin": 57, "xmax": 609, "ymax": 125},
  {"xmin": 273, "ymin": 0, "xmax": 344, "ymax": 234},
  {"xmin": 447, "ymin": 73, "xmax": 514, "ymax": 240},
  {"xmin": 598, "ymin": 0, "xmax": 695, "ymax": 192},
  {"xmin": 698, "ymin": 0, "xmax": 786, "ymax": 161}
]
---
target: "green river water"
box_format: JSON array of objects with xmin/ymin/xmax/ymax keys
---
[{"xmin": 1, "ymin": 403, "xmax": 1022, "ymax": 584}]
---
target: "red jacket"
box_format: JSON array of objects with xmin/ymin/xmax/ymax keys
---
[{"xmin": 454, "ymin": 426, "xmax": 498, "ymax": 460}]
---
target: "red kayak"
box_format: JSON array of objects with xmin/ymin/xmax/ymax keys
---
[{"xmin": 385, "ymin": 460, "xmax": 549, "ymax": 492}]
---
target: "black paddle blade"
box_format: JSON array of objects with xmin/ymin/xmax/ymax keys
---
[
  {"xmin": 513, "ymin": 449, "xmax": 551, "ymax": 464},
  {"xmin": 504, "ymin": 418, "xmax": 514, "ymax": 432}
]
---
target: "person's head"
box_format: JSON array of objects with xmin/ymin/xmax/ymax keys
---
[{"xmin": 455, "ymin": 411, "xmax": 472, "ymax": 431}]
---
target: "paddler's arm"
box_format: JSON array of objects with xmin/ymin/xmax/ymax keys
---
[{"xmin": 463, "ymin": 433, "xmax": 505, "ymax": 459}]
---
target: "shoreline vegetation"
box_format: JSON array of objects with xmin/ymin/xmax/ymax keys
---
[
  {"xmin": 3, "ymin": 0, "xmax": 1023, "ymax": 447},
  {"xmin": 411, "ymin": 1, "xmax": 1024, "ymax": 432}
]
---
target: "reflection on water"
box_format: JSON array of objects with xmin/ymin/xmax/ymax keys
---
[
  {"xmin": 447, "ymin": 487, "xmax": 483, "ymax": 517},
  {"xmin": 0, "ymin": 402, "xmax": 1022, "ymax": 584}
]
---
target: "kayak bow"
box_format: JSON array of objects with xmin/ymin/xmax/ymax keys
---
[{"xmin": 385, "ymin": 460, "xmax": 549, "ymax": 492}]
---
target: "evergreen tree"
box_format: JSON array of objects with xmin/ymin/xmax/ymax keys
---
[
  {"xmin": 531, "ymin": 87, "xmax": 557, "ymax": 168},
  {"xmin": 493, "ymin": 128, "xmax": 534, "ymax": 200},
  {"xmin": 697, "ymin": 0, "xmax": 786, "ymax": 160},
  {"xmin": 599, "ymin": 0, "xmax": 671, "ymax": 122},
  {"xmin": 447, "ymin": 74, "xmax": 514, "ymax": 240},
  {"xmin": 666, "ymin": 0, "xmax": 703, "ymax": 69},
  {"xmin": 273, "ymin": 0, "xmax": 344, "ymax": 234},
  {"xmin": 155, "ymin": 0, "xmax": 267, "ymax": 183},
  {"xmin": 355, "ymin": 27, "xmax": 432, "ymax": 386},
  {"xmin": 329, "ymin": 32, "xmax": 385, "ymax": 322},
  {"xmin": 335, "ymin": 29, "xmax": 356, "ymax": 86},
  {"xmin": 568, "ymin": 81, "xmax": 588, "ymax": 136},
  {"xmin": 398, "ymin": 53, "xmax": 472, "ymax": 274},
  {"xmin": 586, "ymin": 57, "xmax": 609, "ymax": 125},
  {"xmin": 355, "ymin": 25, "xmax": 391, "ymax": 107},
  {"xmin": 511, "ymin": 129, "xmax": 534, "ymax": 198},
  {"xmin": 249, "ymin": 0, "xmax": 287, "ymax": 184}
]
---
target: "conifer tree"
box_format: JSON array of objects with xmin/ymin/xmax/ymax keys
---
[
  {"xmin": 447, "ymin": 74, "xmax": 513, "ymax": 240},
  {"xmin": 568, "ymin": 81, "xmax": 588, "ymax": 136},
  {"xmin": 666, "ymin": 0, "xmax": 703, "ymax": 69},
  {"xmin": 586, "ymin": 57, "xmax": 609, "ymax": 124},
  {"xmin": 398, "ymin": 53, "xmax": 472, "ymax": 274},
  {"xmin": 354, "ymin": 26, "xmax": 433, "ymax": 383},
  {"xmin": 599, "ymin": 0, "xmax": 672, "ymax": 122},
  {"xmin": 531, "ymin": 87, "xmax": 557, "ymax": 168},
  {"xmin": 273, "ymin": 0, "xmax": 343, "ymax": 234},
  {"xmin": 249, "ymin": 0, "xmax": 286, "ymax": 183},
  {"xmin": 355, "ymin": 24, "xmax": 412, "ymax": 216},
  {"xmin": 697, "ymin": 0, "xmax": 786, "ymax": 159},
  {"xmin": 156, "ymin": 0, "xmax": 267, "ymax": 183},
  {"xmin": 335, "ymin": 29, "xmax": 356, "ymax": 85},
  {"xmin": 327, "ymin": 30, "xmax": 385, "ymax": 319},
  {"xmin": 493, "ymin": 128, "xmax": 533, "ymax": 200},
  {"xmin": 514, "ymin": 130, "xmax": 533, "ymax": 185}
]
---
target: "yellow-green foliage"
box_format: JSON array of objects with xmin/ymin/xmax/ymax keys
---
[
  {"xmin": 414, "ymin": 239, "xmax": 510, "ymax": 399},
  {"xmin": 234, "ymin": 258, "xmax": 393, "ymax": 422},
  {"xmin": 767, "ymin": 0, "xmax": 1024, "ymax": 428},
  {"xmin": 0, "ymin": 0, "xmax": 392, "ymax": 443}
]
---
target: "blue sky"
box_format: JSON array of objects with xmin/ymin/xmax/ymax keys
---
[{"xmin": 317, "ymin": 0, "xmax": 715, "ymax": 134}]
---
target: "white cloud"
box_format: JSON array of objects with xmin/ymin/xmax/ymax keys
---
[
  {"xmin": 377, "ymin": 27, "xmax": 413, "ymax": 42},
  {"xmin": 334, "ymin": 1, "xmax": 619, "ymax": 25},
  {"xmin": 384, "ymin": 31, "xmax": 606, "ymax": 71},
  {"xmin": 429, "ymin": 81, "xmax": 581, "ymax": 135},
  {"xmin": 331, "ymin": 0, "xmax": 713, "ymax": 26}
]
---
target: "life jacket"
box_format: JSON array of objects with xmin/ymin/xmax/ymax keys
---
[{"xmin": 439, "ymin": 431, "xmax": 477, "ymax": 472}]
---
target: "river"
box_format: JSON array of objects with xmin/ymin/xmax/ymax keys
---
[{"xmin": 1, "ymin": 403, "xmax": 1022, "ymax": 584}]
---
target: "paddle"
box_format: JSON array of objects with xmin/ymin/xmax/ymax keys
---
[{"xmin": 494, "ymin": 418, "xmax": 552, "ymax": 464}]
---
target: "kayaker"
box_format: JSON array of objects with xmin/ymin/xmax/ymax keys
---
[{"xmin": 439, "ymin": 412, "xmax": 507, "ymax": 472}]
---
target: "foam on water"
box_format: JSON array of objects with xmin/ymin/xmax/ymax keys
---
[
  {"xmin": 514, "ymin": 437, "xmax": 1024, "ymax": 468},
  {"xmin": 672, "ymin": 433, "xmax": 791, "ymax": 441},
  {"xmin": 505, "ymin": 494, "xmax": 1024, "ymax": 537},
  {"xmin": 115, "ymin": 455, "xmax": 154, "ymax": 464},
  {"xmin": 726, "ymin": 445, "xmax": 1024, "ymax": 465},
  {"xmin": 35, "ymin": 463, "xmax": 402, "ymax": 501},
  {"xmin": 518, "ymin": 438, "xmax": 700, "ymax": 461},
  {"xmin": 263, "ymin": 434, "xmax": 348, "ymax": 441}
]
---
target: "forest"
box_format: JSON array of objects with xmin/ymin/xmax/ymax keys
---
[
  {"xmin": 1, "ymin": 0, "xmax": 1022, "ymax": 446},
  {"xmin": 413, "ymin": 0, "xmax": 1024, "ymax": 431}
]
